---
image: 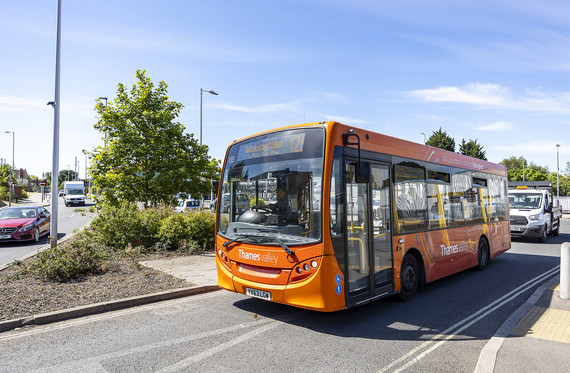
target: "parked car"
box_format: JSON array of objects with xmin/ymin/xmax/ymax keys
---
[
  {"xmin": 175, "ymin": 199, "xmax": 201, "ymax": 213},
  {"xmin": 0, "ymin": 206, "xmax": 51, "ymax": 243},
  {"xmin": 58, "ymin": 189, "xmax": 64, "ymax": 197}
]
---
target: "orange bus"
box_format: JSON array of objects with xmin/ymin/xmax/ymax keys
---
[{"xmin": 215, "ymin": 121, "xmax": 510, "ymax": 311}]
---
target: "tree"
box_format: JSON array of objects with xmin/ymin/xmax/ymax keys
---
[
  {"xmin": 458, "ymin": 138, "xmax": 487, "ymax": 160},
  {"xmin": 548, "ymin": 161, "xmax": 570, "ymax": 196},
  {"xmin": 499, "ymin": 156, "xmax": 549, "ymax": 181},
  {"xmin": 426, "ymin": 128, "xmax": 455, "ymax": 152},
  {"xmin": 88, "ymin": 70, "xmax": 220, "ymax": 207}
]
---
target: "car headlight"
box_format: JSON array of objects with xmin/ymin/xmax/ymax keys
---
[
  {"xmin": 528, "ymin": 214, "xmax": 540, "ymax": 221},
  {"xmin": 19, "ymin": 224, "xmax": 34, "ymax": 232}
]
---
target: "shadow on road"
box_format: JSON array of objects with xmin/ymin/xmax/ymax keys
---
[{"xmin": 231, "ymin": 252, "xmax": 560, "ymax": 343}]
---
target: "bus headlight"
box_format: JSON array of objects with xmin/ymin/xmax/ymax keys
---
[{"xmin": 289, "ymin": 258, "xmax": 322, "ymax": 283}]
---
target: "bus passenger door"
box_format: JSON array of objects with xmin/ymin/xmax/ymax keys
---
[{"xmin": 345, "ymin": 160, "xmax": 393, "ymax": 307}]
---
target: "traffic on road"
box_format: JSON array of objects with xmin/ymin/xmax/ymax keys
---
[{"xmin": 0, "ymin": 194, "xmax": 95, "ymax": 267}]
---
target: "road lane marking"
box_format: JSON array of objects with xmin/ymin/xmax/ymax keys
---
[
  {"xmin": 26, "ymin": 318, "xmax": 275, "ymax": 372},
  {"xmin": 377, "ymin": 265, "xmax": 560, "ymax": 373},
  {"xmin": 157, "ymin": 321, "xmax": 280, "ymax": 373}
]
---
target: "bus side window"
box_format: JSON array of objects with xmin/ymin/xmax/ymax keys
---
[
  {"xmin": 393, "ymin": 162, "xmax": 428, "ymax": 234},
  {"xmin": 427, "ymin": 183, "xmax": 451, "ymax": 229}
]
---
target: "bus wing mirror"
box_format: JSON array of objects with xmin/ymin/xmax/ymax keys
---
[
  {"xmin": 355, "ymin": 162, "xmax": 370, "ymax": 183},
  {"xmin": 343, "ymin": 130, "xmax": 369, "ymax": 183}
]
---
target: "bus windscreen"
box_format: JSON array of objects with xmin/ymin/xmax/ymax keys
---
[{"xmin": 218, "ymin": 128, "xmax": 324, "ymax": 245}]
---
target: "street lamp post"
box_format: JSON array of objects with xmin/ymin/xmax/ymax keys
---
[
  {"xmin": 48, "ymin": 0, "xmax": 62, "ymax": 248},
  {"xmin": 421, "ymin": 132, "xmax": 426, "ymax": 144},
  {"xmin": 556, "ymin": 144, "xmax": 561, "ymax": 200},
  {"xmin": 4, "ymin": 131, "xmax": 14, "ymax": 207},
  {"xmin": 199, "ymin": 88, "xmax": 218, "ymax": 146}
]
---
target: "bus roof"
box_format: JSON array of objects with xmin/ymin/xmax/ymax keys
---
[{"xmin": 225, "ymin": 121, "xmax": 507, "ymax": 176}]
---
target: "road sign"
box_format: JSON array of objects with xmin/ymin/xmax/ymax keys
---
[
  {"xmin": 7, "ymin": 180, "xmax": 14, "ymax": 186},
  {"xmin": 40, "ymin": 180, "xmax": 47, "ymax": 186}
]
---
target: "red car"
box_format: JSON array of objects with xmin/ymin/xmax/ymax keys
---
[{"xmin": 0, "ymin": 206, "xmax": 51, "ymax": 243}]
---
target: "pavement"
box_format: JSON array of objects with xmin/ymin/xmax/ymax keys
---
[{"xmin": 1, "ymin": 193, "xmax": 570, "ymax": 372}]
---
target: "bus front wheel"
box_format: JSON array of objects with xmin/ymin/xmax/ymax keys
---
[{"xmin": 399, "ymin": 254, "xmax": 419, "ymax": 302}]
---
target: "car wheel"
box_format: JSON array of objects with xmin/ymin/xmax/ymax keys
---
[
  {"xmin": 538, "ymin": 225, "xmax": 547, "ymax": 243},
  {"xmin": 399, "ymin": 254, "xmax": 419, "ymax": 301},
  {"xmin": 477, "ymin": 238, "xmax": 489, "ymax": 271},
  {"xmin": 33, "ymin": 227, "xmax": 40, "ymax": 243}
]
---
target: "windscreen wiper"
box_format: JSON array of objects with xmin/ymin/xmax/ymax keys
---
[
  {"xmin": 223, "ymin": 230, "xmax": 295, "ymax": 256},
  {"xmin": 222, "ymin": 234, "xmax": 252, "ymax": 249},
  {"xmin": 268, "ymin": 233, "xmax": 295, "ymax": 256}
]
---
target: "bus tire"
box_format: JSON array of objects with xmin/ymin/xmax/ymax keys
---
[
  {"xmin": 477, "ymin": 237, "xmax": 489, "ymax": 271},
  {"xmin": 399, "ymin": 254, "xmax": 419, "ymax": 301}
]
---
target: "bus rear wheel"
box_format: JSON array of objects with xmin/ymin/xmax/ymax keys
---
[
  {"xmin": 399, "ymin": 254, "xmax": 418, "ymax": 301},
  {"xmin": 477, "ymin": 238, "xmax": 489, "ymax": 271}
]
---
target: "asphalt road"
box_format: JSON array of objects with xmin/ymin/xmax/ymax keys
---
[
  {"xmin": 0, "ymin": 221, "xmax": 567, "ymax": 372},
  {"xmin": 0, "ymin": 196, "xmax": 95, "ymax": 267}
]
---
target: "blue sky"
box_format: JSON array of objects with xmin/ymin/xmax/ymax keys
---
[{"xmin": 1, "ymin": 0, "xmax": 569, "ymax": 178}]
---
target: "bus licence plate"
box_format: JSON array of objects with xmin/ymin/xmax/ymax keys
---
[{"xmin": 246, "ymin": 288, "xmax": 271, "ymax": 301}]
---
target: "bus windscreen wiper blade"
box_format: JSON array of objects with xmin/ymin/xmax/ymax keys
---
[
  {"xmin": 269, "ymin": 233, "xmax": 295, "ymax": 256},
  {"xmin": 223, "ymin": 234, "xmax": 251, "ymax": 248}
]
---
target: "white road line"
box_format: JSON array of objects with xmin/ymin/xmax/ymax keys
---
[
  {"xmin": 378, "ymin": 266, "xmax": 560, "ymax": 373},
  {"xmin": 28, "ymin": 318, "xmax": 274, "ymax": 372},
  {"xmin": 156, "ymin": 321, "xmax": 280, "ymax": 373}
]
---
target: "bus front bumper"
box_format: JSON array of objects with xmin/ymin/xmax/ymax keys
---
[{"xmin": 216, "ymin": 255, "xmax": 345, "ymax": 312}]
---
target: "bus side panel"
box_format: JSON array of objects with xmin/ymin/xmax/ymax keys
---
[
  {"xmin": 489, "ymin": 221, "xmax": 511, "ymax": 259},
  {"xmin": 393, "ymin": 221, "xmax": 510, "ymax": 291}
]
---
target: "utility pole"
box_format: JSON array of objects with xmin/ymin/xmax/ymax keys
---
[{"xmin": 49, "ymin": 0, "xmax": 62, "ymax": 248}]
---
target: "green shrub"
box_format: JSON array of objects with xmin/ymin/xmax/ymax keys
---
[
  {"xmin": 87, "ymin": 202, "xmax": 215, "ymax": 253},
  {"xmin": 31, "ymin": 243, "xmax": 105, "ymax": 282},
  {"xmin": 185, "ymin": 210, "xmax": 216, "ymax": 250},
  {"xmin": 139, "ymin": 207, "xmax": 173, "ymax": 247},
  {"xmin": 157, "ymin": 213, "xmax": 190, "ymax": 250},
  {"xmin": 90, "ymin": 202, "xmax": 146, "ymax": 250},
  {"xmin": 0, "ymin": 185, "xmax": 8, "ymax": 200}
]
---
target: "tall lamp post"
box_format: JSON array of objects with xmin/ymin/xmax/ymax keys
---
[
  {"xmin": 199, "ymin": 88, "xmax": 218, "ymax": 146},
  {"xmin": 48, "ymin": 0, "xmax": 62, "ymax": 248},
  {"xmin": 421, "ymin": 132, "xmax": 426, "ymax": 144},
  {"xmin": 4, "ymin": 131, "xmax": 15, "ymax": 207},
  {"xmin": 556, "ymin": 144, "xmax": 561, "ymax": 200}
]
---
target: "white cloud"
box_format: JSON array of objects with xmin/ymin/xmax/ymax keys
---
[
  {"xmin": 406, "ymin": 83, "xmax": 570, "ymax": 114},
  {"xmin": 0, "ymin": 96, "xmax": 47, "ymax": 112},
  {"xmin": 476, "ymin": 121, "xmax": 515, "ymax": 131},
  {"xmin": 407, "ymin": 83, "xmax": 510, "ymax": 106}
]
